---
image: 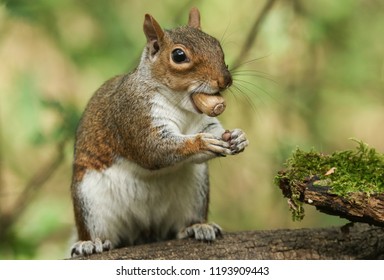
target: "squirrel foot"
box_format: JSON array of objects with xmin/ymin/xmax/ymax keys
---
[
  {"xmin": 177, "ymin": 222, "xmax": 222, "ymax": 242},
  {"xmin": 70, "ymin": 238, "xmax": 112, "ymax": 257}
]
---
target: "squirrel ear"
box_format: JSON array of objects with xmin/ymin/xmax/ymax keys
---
[
  {"xmin": 188, "ymin": 7, "xmax": 201, "ymax": 30},
  {"xmin": 143, "ymin": 14, "xmax": 164, "ymax": 55}
]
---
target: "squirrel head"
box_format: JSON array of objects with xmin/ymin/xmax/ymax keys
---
[{"xmin": 142, "ymin": 8, "xmax": 232, "ymax": 99}]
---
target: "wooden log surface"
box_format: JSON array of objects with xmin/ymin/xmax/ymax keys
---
[{"xmin": 73, "ymin": 223, "xmax": 384, "ymax": 260}]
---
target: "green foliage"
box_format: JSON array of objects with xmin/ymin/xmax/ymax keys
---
[
  {"xmin": 0, "ymin": 200, "xmax": 68, "ymax": 259},
  {"xmin": 33, "ymin": 99, "xmax": 81, "ymax": 146}
]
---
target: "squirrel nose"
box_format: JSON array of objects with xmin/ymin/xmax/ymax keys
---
[{"xmin": 217, "ymin": 70, "xmax": 232, "ymax": 91}]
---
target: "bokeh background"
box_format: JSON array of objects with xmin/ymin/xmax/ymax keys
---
[{"xmin": 1, "ymin": 0, "xmax": 383, "ymax": 259}]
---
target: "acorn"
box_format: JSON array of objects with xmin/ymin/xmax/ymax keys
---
[
  {"xmin": 191, "ymin": 92, "xmax": 226, "ymax": 117},
  {"xmin": 222, "ymin": 130, "xmax": 231, "ymax": 141}
]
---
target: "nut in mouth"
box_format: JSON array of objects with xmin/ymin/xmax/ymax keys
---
[{"xmin": 190, "ymin": 92, "xmax": 226, "ymax": 117}]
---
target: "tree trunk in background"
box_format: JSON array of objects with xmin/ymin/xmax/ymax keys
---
[{"xmin": 73, "ymin": 223, "xmax": 384, "ymax": 260}]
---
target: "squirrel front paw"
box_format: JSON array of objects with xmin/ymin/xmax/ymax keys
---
[
  {"xmin": 199, "ymin": 133, "xmax": 231, "ymax": 156},
  {"xmin": 222, "ymin": 129, "xmax": 249, "ymax": 154},
  {"xmin": 177, "ymin": 222, "xmax": 222, "ymax": 241},
  {"xmin": 70, "ymin": 238, "xmax": 112, "ymax": 257},
  {"xmin": 192, "ymin": 129, "xmax": 248, "ymax": 162}
]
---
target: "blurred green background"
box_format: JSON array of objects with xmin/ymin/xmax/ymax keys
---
[{"xmin": 0, "ymin": 0, "xmax": 383, "ymax": 259}]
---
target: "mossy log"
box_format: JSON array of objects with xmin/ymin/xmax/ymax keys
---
[
  {"xmin": 277, "ymin": 172, "xmax": 384, "ymax": 227},
  {"xmin": 275, "ymin": 141, "xmax": 384, "ymax": 226},
  {"xmin": 72, "ymin": 223, "xmax": 384, "ymax": 260}
]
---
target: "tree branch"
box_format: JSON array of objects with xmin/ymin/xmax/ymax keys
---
[
  {"xmin": 0, "ymin": 141, "xmax": 66, "ymax": 240},
  {"xmin": 231, "ymin": 0, "xmax": 278, "ymax": 70}
]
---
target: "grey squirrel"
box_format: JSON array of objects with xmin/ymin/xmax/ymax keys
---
[{"xmin": 70, "ymin": 7, "xmax": 249, "ymax": 257}]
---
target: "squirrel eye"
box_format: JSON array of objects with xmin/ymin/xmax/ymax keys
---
[{"xmin": 171, "ymin": 48, "xmax": 188, "ymax": 63}]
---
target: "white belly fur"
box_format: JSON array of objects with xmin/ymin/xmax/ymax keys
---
[{"xmin": 78, "ymin": 157, "xmax": 207, "ymax": 247}]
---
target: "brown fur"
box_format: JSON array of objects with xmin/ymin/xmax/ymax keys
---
[{"xmin": 70, "ymin": 8, "xmax": 247, "ymax": 255}]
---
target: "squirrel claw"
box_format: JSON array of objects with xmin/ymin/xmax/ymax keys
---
[
  {"xmin": 70, "ymin": 238, "xmax": 111, "ymax": 257},
  {"xmin": 177, "ymin": 222, "xmax": 222, "ymax": 242}
]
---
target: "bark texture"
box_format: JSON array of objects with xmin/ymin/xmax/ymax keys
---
[{"xmin": 73, "ymin": 223, "xmax": 384, "ymax": 260}]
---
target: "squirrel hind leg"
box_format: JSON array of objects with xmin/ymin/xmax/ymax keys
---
[
  {"xmin": 70, "ymin": 238, "xmax": 112, "ymax": 257},
  {"xmin": 177, "ymin": 222, "xmax": 222, "ymax": 242}
]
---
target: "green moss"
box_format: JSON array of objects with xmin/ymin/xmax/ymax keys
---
[{"xmin": 275, "ymin": 139, "xmax": 384, "ymax": 220}]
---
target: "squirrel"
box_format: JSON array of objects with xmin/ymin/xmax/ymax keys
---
[{"xmin": 70, "ymin": 7, "xmax": 249, "ymax": 257}]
